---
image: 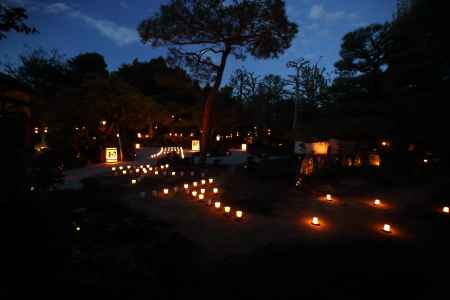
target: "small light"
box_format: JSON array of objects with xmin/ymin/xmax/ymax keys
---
[
  {"xmin": 224, "ymin": 206, "xmax": 231, "ymax": 214},
  {"xmin": 236, "ymin": 210, "xmax": 243, "ymax": 219},
  {"xmin": 326, "ymin": 194, "xmax": 332, "ymax": 201},
  {"xmin": 143, "ymin": 168, "xmax": 148, "ymax": 174},
  {"xmin": 241, "ymin": 144, "xmax": 247, "ymax": 151},
  {"xmin": 214, "ymin": 201, "xmax": 221, "ymax": 209},
  {"xmin": 193, "ymin": 181, "xmax": 198, "ymax": 187},
  {"xmin": 160, "ymin": 165, "xmax": 165, "ymax": 169},
  {"xmin": 155, "ymin": 171, "xmax": 159, "ymax": 175},
  {"xmin": 131, "ymin": 179, "xmax": 137, "ymax": 184},
  {"xmin": 76, "ymin": 226, "xmax": 80, "ymax": 231},
  {"xmin": 381, "ymin": 141, "xmax": 387, "ymax": 146},
  {"xmin": 201, "ymin": 179, "xmax": 206, "ymax": 185},
  {"xmin": 423, "ymin": 159, "xmax": 428, "ymax": 163},
  {"xmin": 30, "ymin": 186, "xmax": 35, "ymax": 191},
  {"xmin": 165, "ymin": 164, "xmax": 169, "ymax": 168},
  {"xmin": 127, "ymin": 165, "xmax": 131, "ymax": 169},
  {"xmin": 208, "ymin": 178, "xmax": 213, "ymax": 184},
  {"xmin": 383, "ymin": 224, "xmax": 391, "ymax": 233},
  {"xmin": 184, "ymin": 184, "xmax": 189, "ymax": 189},
  {"xmin": 200, "ymin": 188, "xmax": 205, "ymax": 194},
  {"xmin": 374, "ymin": 199, "xmax": 381, "ymax": 206},
  {"xmin": 192, "ymin": 191, "xmax": 198, "ymax": 197},
  {"xmin": 119, "ymin": 166, "xmax": 123, "ymax": 170},
  {"xmin": 137, "ymin": 132, "xmax": 142, "ymax": 138},
  {"xmin": 311, "ymin": 217, "xmax": 320, "ymax": 226},
  {"xmin": 213, "ymin": 187, "xmax": 219, "ymax": 194},
  {"xmin": 443, "ymin": 206, "xmax": 449, "ymax": 214},
  {"xmin": 135, "ymin": 143, "xmax": 141, "ymax": 149},
  {"xmin": 112, "ymin": 167, "xmax": 116, "ymax": 171},
  {"xmin": 172, "ymin": 171, "xmax": 176, "ymax": 176},
  {"xmin": 122, "ymin": 170, "xmax": 127, "ymax": 175},
  {"xmin": 135, "ymin": 168, "xmax": 140, "ymax": 173},
  {"xmin": 198, "ymin": 194, "xmax": 205, "ymax": 200},
  {"xmin": 163, "ymin": 188, "xmax": 169, "ymax": 195},
  {"xmin": 101, "ymin": 120, "xmax": 107, "ymax": 126}
]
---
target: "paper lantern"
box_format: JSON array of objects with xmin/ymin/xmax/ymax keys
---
[
  {"xmin": 213, "ymin": 188, "xmax": 219, "ymax": 194},
  {"xmin": 236, "ymin": 210, "xmax": 243, "ymax": 219},
  {"xmin": 135, "ymin": 143, "xmax": 141, "ymax": 149},
  {"xmin": 192, "ymin": 191, "xmax": 198, "ymax": 197},
  {"xmin": 214, "ymin": 202, "xmax": 221, "ymax": 209},
  {"xmin": 112, "ymin": 167, "xmax": 116, "ymax": 171},
  {"xmin": 143, "ymin": 169, "xmax": 148, "ymax": 174},
  {"xmin": 443, "ymin": 206, "xmax": 449, "ymax": 213},
  {"xmin": 326, "ymin": 194, "xmax": 332, "ymax": 201},
  {"xmin": 208, "ymin": 178, "xmax": 214, "ymax": 184},
  {"xmin": 131, "ymin": 179, "xmax": 137, "ymax": 184},
  {"xmin": 184, "ymin": 184, "xmax": 189, "ymax": 189},
  {"xmin": 135, "ymin": 169, "xmax": 140, "ymax": 173},
  {"xmin": 155, "ymin": 171, "xmax": 159, "ymax": 175},
  {"xmin": 383, "ymin": 224, "xmax": 391, "ymax": 233},
  {"xmin": 201, "ymin": 179, "xmax": 206, "ymax": 185},
  {"xmin": 374, "ymin": 199, "xmax": 381, "ymax": 206},
  {"xmin": 122, "ymin": 170, "xmax": 127, "ymax": 175},
  {"xmin": 127, "ymin": 165, "xmax": 131, "ymax": 169},
  {"xmin": 165, "ymin": 164, "xmax": 169, "ymax": 168},
  {"xmin": 105, "ymin": 147, "xmax": 118, "ymax": 163},
  {"xmin": 311, "ymin": 217, "xmax": 320, "ymax": 226},
  {"xmin": 160, "ymin": 165, "xmax": 164, "ymax": 169},
  {"xmin": 200, "ymin": 188, "xmax": 205, "ymax": 194},
  {"xmin": 172, "ymin": 171, "xmax": 176, "ymax": 176},
  {"xmin": 163, "ymin": 188, "xmax": 169, "ymax": 195},
  {"xmin": 149, "ymin": 167, "xmax": 153, "ymax": 171},
  {"xmin": 224, "ymin": 206, "xmax": 231, "ymax": 214},
  {"xmin": 119, "ymin": 166, "xmax": 123, "ymax": 170},
  {"xmin": 193, "ymin": 181, "xmax": 198, "ymax": 187},
  {"xmin": 241, "ymin": 144, "xmax": 247, "ymax": 151},
  {"xmin": 198, "ymin": 194, "xmax": 205, "ymax": 200}
]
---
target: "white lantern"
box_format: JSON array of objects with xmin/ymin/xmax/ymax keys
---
[
  {"xmin": 326, "ymin": 194, "xmax": 332, "ymax": 201},
  {"xmin": 311, "ymin": 217, "xmax": 320, "ymax": 226},
  {"xmin": 374, "ymin": 199, "xmax": 381, "ymax": 206},
  {"xmin": 443, "ymin": 206, "xmax": 449, "ymax": 213},
  {"xmin": 214, "ymin": 201, "xmax": 221, "ymax": 209},
  {"xmin": 200, "ymin": 188, "xmax": 205, "ymax": 194},
  {"xmin": 163, "ymin": 188, "xmax": 169, "ymax": 195},
  {"xmin": 192, "ymin": 191, "xmax": 198, "ymax": 197},
  {"xmin": 208, "ymin": 178, "xmax": 213, "ymax": 184},
  {"xmin": 236, "ymin": 210, "xmax": 243, "ymax": 219},
  {"xmin": 198, "ymin": 194, "xmax": 205, "ymax": 200},
  {"xmin": 224, "ymin": 206, "xmax": 231, "ymax": 214},
  {"xmin": 193, "ymin": 181, "xmax": 198, "ymax": 187},
  {"xmin": 383, "ymin": 224, "xmax": 391, "ymax": 233},
  {"xmin": 201, "ymin": 179, "xmax": 206, "ymax": 185},
  {"xmin": 184, "ymin": 184, "xmax": 189, "ymax": 189},
  {"xmin": 213, "ymin": 187, "xmax": 219, "ymax": 194}
]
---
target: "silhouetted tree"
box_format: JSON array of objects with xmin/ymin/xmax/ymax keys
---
[
  {"xmin": 0, "ymin": 2, "xmax": 36, "ymax": 40},
  {"xmin": 138, "ymin": 0, "xmax": 298, "ymax": 160}
]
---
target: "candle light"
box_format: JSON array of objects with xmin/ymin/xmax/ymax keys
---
[
  {"xmin": 165, "ymin": 164, "xmax": 169, "ymax": 168},
  {"xmin": 201, "ymin": 179, "xmax": 206, "ymax": 185},
  {"xmin": 443, "ymin": 206, "xmax": 449, "ymax": 213},
  {"xmin": 155, "ymin": 171, "xmax": 159, "ymax": 175},
  {"xmin": 192, "ymin": 191, "xmax": 198, "ymax": 197},
  {"xmin": 213, "ymin": 187, "xmax": 219, "ymax": 194},
  {"xmin": 172, "ymin": 171, "xmax": 176, "ymax": 176},
  {"xmin": 135, "ymin": 168, "xmax": 140, "ymax": 173},
  {"xmin": 311, "ymin": 217, "xmax": 320, "ymax": 226},
  {"xmin": 208, "ymin": 178, "xmax": 214, "ymax": 184},
  {"xmin": 122, "ymin": 170, "xmax": 127, "ymax": 175},
  {"xmin": 131, "ymin": 179, "xmax": 137, "ymax": 184},
  {"xmin": 149, "ymin": 167, "xmax": 153, "ymax": 171},
  {"xmin": 198, "ymin": 194, "xmax": 204, "ymax": 200},
  {"xmin": 193, "ymin": 181, "xmax": 198, "ymax": 187},
  {"xmin": 119, "ymin": 166, "xmax": 123, "ymax": 170},
  {"xmin": 224, "ymin": 206, "xmax": 231, "ymax": 215},
  {"xmin": 127, "ymin": 165, "xmax": 131, "ymax": 169},
  {"xmin": 374, "ymin": 199, "xmax": 381, "ymax": 206},
  {"xmin": 326, "ymin": 194, "xmax": 332, "ymax": 201},
  {"xmin": 200, "ymin": 188, "xmax": 205, "ymax": 194},
  {"xmin": 214, "ymin": 201, "xmax": 221, "ymax": 209},
  {"xmin": 184, "ymin": 184, "xmax": 189, "ymax": 189},
  {"xmin": 236, "ymin": 210, "xmax": 243, "ymax": 219},
  {"xmin": 383, "ymin": 224, "xmax": 391, "ymax": 233},
  {"xmin": 112, "ymin": 167, "xmax": 116, "ymax": 171},
  {"xmin": 163, "ymin": 188, "xmax": 169, "ymax": 195}
]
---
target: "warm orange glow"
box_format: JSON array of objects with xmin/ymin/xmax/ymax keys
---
[
  {"xmin": 241, "ymin": 144, "xmax": 247, "ymax": 151},
  {"xmin": 184, "ymin": 184, "xmax": 189, "ymax": 189},
  {"xmin": 443, "ymin": 206, "xmax": 449, "ymax": 214},
  {"xmin": 119, "ymin": 166, "xmax": 123, "ymax": 170},
  {"xmin": 423, "ymin": 159, "xmax": 428, "ymax": 163},
  {"xmin": 200, "ymin": 188, "xmax": 205, "ymax": 194},
  {"xmin": 137, "ymin": 132, "xmax": 142, "ymax": 138},
  {"xmin": 369, "ymin": 154, "xmax": 381, "ymax": 167},
  {"xmin": 105, "ymin": 147, "xmax": 118, "ymax": 163},
  {"xmin": 198, "ymin": 194, "xmax": 204, "ymax": 200},
  {"xmin": 192, "ymin": 140, "xmax": 200, "ymax": 151},
  {"xmin": 111, "ymin": 167, "xmax": 116, "ymax": 171},
  {"xmin": 163, "ymin": 188, "xmax": 169, "ymax": 195},
  {"xmin": 201, "ymin": 179, "xmax": 206, "ymax": 185},
  {"xmin": 127, "ymin": 165, "xmax": 131, "ymax": 169},
  {"xmin": 311, "ymin": 217, "xmax": 320, "ymax": 226},
  {"xmin": 135, "ymin": 143, "xmax": 141, "ymax": 149},
  {"xmin": 155, "ymin": 171, "xmax": 159, "ymax": 175},
  {"xmin": 326, "ymin": 194, "xmax": 332, "ymax": 201},
  {"xmin": 193, "ymin": 181, "xmax": 198, "ymax": 187},
  {"xmin": 192, "ymin": 191, "xmax": 198, "ymax": 197},
  {"xmin": 383, "ymin": 224, "xmax": 391, "ymax": 233},
  {"xmin": 236, "ymin": 210, "xmax": 243, "ymax": 218},
  {"xmin": 214, "ymin": 202, "xmax": 221, "ymax": 209},
  {"xmin": 208, "ymin": 178, "xmax": 213, "ymax": 184},
  {"xmin": 224, "ymin": 206, "xmax": 231, "ymax": 214},
  {"xmin": 374, "ymin": 199, "xmax": 381, "ymax": 206},
  {"xmin": 213, "ymin": 187, "xmax": 219, "ymax": 194},
  {"xmin": 131, "ymin": 179, "xmax": 137, "ymax": 184},
  {"xmin": 311, "ymin": 142, "xmax": 328, "ymax": 155}
]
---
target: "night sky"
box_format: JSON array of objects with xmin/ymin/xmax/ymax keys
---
[{"xmin": 1, "ymin": 0, "xmax": 396, "ymax": 81}]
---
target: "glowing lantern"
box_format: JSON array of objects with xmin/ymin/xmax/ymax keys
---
[
  {"xmin": 119, "ymin": 166, "xmax": 123, "ymax": 170},
  {"xmin": 172, "ymin": 171, "xmax": 176, "ymax": 176},
  {"xmin": 200, "ymin": 188, "xmax": 205, "ymax": 194},
  {"xmin": 160, "ymin": 165, "xmax": 164, "ymax": 169},
  {"xmin": 184, "ymin": 184, "xmax": 189, "ymax": 190},
  {"xmin": 192, "ymin": 140, "xmax": 200, "ymax": 151},
  {"xmin": 143, "ymin": 168, "xmax": 148, "ymax": 174},
  {"xmin": 135, "ymin": 168, "xmax": 140, "ymax": 173},
  {"xmin": 137, "ymin": 132, "xmax": 142, "ymax": 138},
  {"xmin": 216, "ymin": 134, "xmax": 221, "ymax": 141},
  {"xmin": 192, "ymin": 191, "xmax": 198, "ymax": 197},
  {"xmin": 201, "ymin": 179, "xmax": 206, "ymax": 185},
  {"xmin": 193, "ymin": 181, "xmax": 198, "ymax": 187},
  {"xmin": 374, "ymin": 199, "xmax": 381, "ymax": 206},
  {"xmin": 122, "ymin": 170, "xmax": 127, "ymax": 175},
  {"xmin": 135, "ymin": 143, "xmax": 141, "ymax": 149},
  {"xmin": 149, "ymin": 167, "xmax": 153, "ymax": 171},
  {"xmin": 241, "ymin": 144, "xmax": 247, "ymax": 151},
  {"xmin": 214, "ymin": 202, "xmax": 221, "ymax": 209},
  {"xmin": 369, "ymin": 154, "xmax": 381, "ymax": 167},
  {"xmin": 76, "ymin": 226, "xmax": 80, "ymax": 231},
  {"xmin": 443, "ymin": 206, "xmax": 449, "ymax": 214},
  {"xmin": 165, "ymin": 164, "xmax": 169, "ymax": 168},
  {"xmin": 131, "ymin": 179, "xmax": 137, "ymax": 184},
  {"xmin": 208, "ymin": 178, "xmax": 213, "ymax": 184},
  {"xmin": 383, "ymin": 224, "xmax": 391, "ymax": 233},
  {"xmin": 163, "ymin": 188, "xmax": 169, "ymax": 195},
  {"xmin": 198, "ymin": 194, "xmax": 205, "ymax": 200},
  {"xmin": 311, "ymin": 217, "xmax": 320, "ymax": 226},
  {"xmin": 105, "ymin": 147, "xmax": 118, "ymax": 163},
  {"xmin": 112, "ymin": 167, "xmax": 116, "ymax": 171},
  {"xmin": 213, "ymin": 187, "xmax": 219, "ymax": 194},
  {"xmin": 155, "ymin": 171, "xmax": 159, "ymax": 175},
  {"xmin": 423, "ymin": 159, "xmax": 428, "ymax": 163},
  {"xmin": 224, "ymin": 206, "xmax": 231, "ymax": 215},
  {"xmin": 236, "ymin": 210, "xmax": 243, "ymax": 219},
  {"xmin": 127, "ymin": 165, "xmax": 131, "ymax": 169},
  {"xmin": 326, "ymin": 194, "xmax": 332, "ymax": 201}
]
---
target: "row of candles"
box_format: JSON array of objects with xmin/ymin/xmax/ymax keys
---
[
  {"xmin": 150, "ymin": 146, "xmax": 184, "ymax": 159},
  {"xmin": 311, "ymin": 193, "xmax": 449, "ymax": 233}
]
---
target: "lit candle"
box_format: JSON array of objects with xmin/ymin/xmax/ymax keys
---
[
  {"xmin": 165, "ymin": 164, "xmax": 169, "ymax": 168},
  {"xmin": 374, "ymin": 199, "xmax": 381, "ymax": 206},
  {"xmin": 172, "ymin": 171, "xmax": 176, "ymax": 176},
  {"xmin": 184, "ymin": 184, "xmax": 189, "ymax": 189},
  {"xmin": 214, "ymin": 201, "xmax": 221, "ymax": 209},
  {"xmin": 131, "ymin": 179, "xmax": 137, "ymax": 184},
  {"xmin": 213, "ymin": 187, "xmax": 219, "ymax": 194},
  {"xmin": 198, "ymin": 194, "xmax": 205, "ymax": 200},
  {"xmin": 127, "ymin": 165, "xmax": 131, "ymax": 169},
  {"xmin": 326, "ymin": 194, "xmax": 332, "ymax": 201},
  {"xmin": 122, "ymin": 170, "xmax": 127, "ymax": 175},
  {"xmin": 201, "ymin": 179, "xmax": 206, "ymax": 185},
  {"xmin": 236, "ymin": 210, "xmax": 243, "ymax": 219},
  {"xmin": 112, "ymin": 167, "xmax": 116, "ymax": 171},
  {"xmin": 149, "ymin": 167, "xmax": 153, "ymax": 171},
  {"xmin": 193, "ymin": 181, "xmax": 198, "ymax": 187},
  {"xmin": 383, "ymin": 224, "xmax": 391, "ymax": 233},
  {"xmin": 311, "ymin": 217, "xmax": 320, "ymax": 226},
  {"xmin": 163, "ymin": 188, "xmax": 169, "ymax": 195},
  {"xmin": 160, "ymin": 165, "xmax": 164, "ymax": 169},
  {"xmin": 135, "ymin": 168, "xmax": 140, "ymax": 173},
  {"xmin": 200, "ymin": 188, "xmax": 205, "ymax": 194},
  {"xmin": 443, "ymin": 206, "xmax": 449, "ymax": 213},
  {"xmin": 192, "ymin": 191, "xmax": 198, "ymax": 197},
  {"xmin": 155, "ymin": 171, "xmax": 159, "ymax": 175},
  {"xmin": 224, "ymin": 206, "xmax": 231, "ymax": 215},
  {"xmin": 119, "ymin": 166, "xmax": 123, "ymax": 170},
  {"xmin": 208, "ymin": 178, "xmax": 213, "ymax": 184}
]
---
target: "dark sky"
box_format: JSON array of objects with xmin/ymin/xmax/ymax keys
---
[{"xmin": 1, "ymin": 0, "xmax": 396, "ymax": 82}]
